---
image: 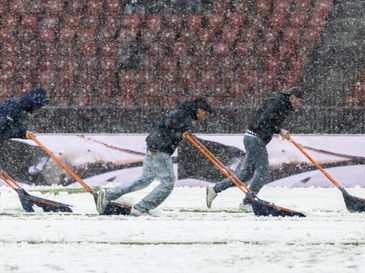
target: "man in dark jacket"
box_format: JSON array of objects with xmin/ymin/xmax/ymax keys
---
[
  {"xmin": 97, "ymin": 97, "xmax": 212, "ymax": 216},
  {"xmin": 206, "ymin": 87, "xmax": 304, "ymax": 211},
  {"xmin": 0, "ymin": 87, "xmax": 49, "ymax": 171}
]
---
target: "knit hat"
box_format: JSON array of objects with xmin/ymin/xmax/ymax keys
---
[
  {"xmin": 289, "ymin": 86, "xmax": 304, "ymax": 99},
  {"xmin": 194, "ymin": 97, "xmax": 213, "ymax": 113}
]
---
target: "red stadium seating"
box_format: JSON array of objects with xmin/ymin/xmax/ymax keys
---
[
  {"xmin": 42, "ymin": 16, "xmax": 60, "ymax": 28},
  {"xmin": 0, "ymin": 2, "xmax": 6, "ymax": 14},
  {"xmin": 146, "ymin": 14, "xmax": 163, "ymax": 31},
  {"xmin": 241, "ymin": 57, "xmax": 259, "ymax": 70},
  {"xmin": 282, "ymin": 28, "xmax": 301, "ymax": 43},
  {"xmin": 86, "ymin": 0, "xmax": 104, "ymax": 17},
  {"xmin": 161, "ymin": 57, "xmax": 178, "ymax": 71},
  {"xmin": 236, "ymin": 42, "xmax": 254, "ymax": 57},
  {"xmin": 228, "ymin": 13, "xmax": 246, "ymax": 29},
  {"xmin": 83, "ymin": 15, "xmax": 102, "ymax": 28},
  {"xmin": 99, "ymin": 28, "xmax": 117, "ymax": 42},
  {"xmin": 160, "ymin": 70, "xmax": 176, "ymax": 84},
  {"xmin": 220, "ymin": 68, "xmax": 240, "ymax": 85},
  {"xmin": 295, "ymin": 0, "xmax": 314, "ymax": 13},
  {"xmin": 273, "ymin": 0, "xmax": 291, "ymax": 14},
  {"xmin": 137, "ymin": 70, "xmax": 158, "ymax": 84},
  {"xmin": 0, "ymin": 28, "xmax": 15, "ymax": 43},
  {"xmin": 180, "ymin": 29, "xmax": 198, "ymax": 44},
  {"xmin": 220, "ymin": 28, "xmax": 239, "ymax": 46},
  {"xmin": 264, "ymin": 57, "xmax": 282, "ymax": 72},
  {"xmin": 268, "ymin": 13, "xmax": 287, "ymax": 29},
  {"xmin": 219, "ymin": 56, "xmax": 240, "ymax": 70},
  {"xmin": 198, "ymin": 28, "xmax": 216, "ymax": 43},
  {"xmin": 201, "ymin": 70, "xmax": 217, "ymax": 87},
  {"xmin": 308, "ymin": 12, "xmax": 328, "ymax": 29},
  {"xmin": 186, "ymin": 14, "xmax": 204, "ymax": 30},
  {"xmin": 254, "ymin": 0, "xmax": 272, "ymax": 15},
  {"xmin": 289, "ymin": 13, "xmax": 308, "ymax": 29},
  {"xmin": 140, "ymin": 29, "xmax": 158, "ymax": 45},
  {"xmin": 67, "ymin": 1, "xmax": 83, "ymax": 13},
  {"xmin": 22, "ymin": 42, "xmax": 39, "ymax": 58},
  {"xmin": 262, "ymin": 29, "xmax": 280, "ymax": 44},
  {"xmin": 46, "ymin": 0, "xmax": 65, "ymax": 16},
  {"xmin": 214, "ymin": 43, "xmax": 230, "ymax": 58},
  {"xmin": 257, "ymin": 42, "xmax": 274, "ymax": 57},
  {"xmin": 281, "ymin": 69, "xmax": 302, "ymax": 89},
  {"xmin": 124, "ymin": 14, "xmax": 143, "ymax": 30},
  {"xmin": 59, "ymin": 56, "xmax": 78, "ymax": 72},
  {"xmin": 159, "ymin": 29, "xmax": 177, "ymax": 45},
  {"xmin": 302, "ymin": 27, "xmax": 322, "ymax": 43},
  {"xmin": 148, "ymin": 42, "xmax": 167, "ymax": 57},
  {"xmin": 119, "ymin": 28, "xmax": 138, "ymax": 42},
  {"xmin": 1, "ymin": 56, "xmax": 17, "ymax": 71},
  {"xmin": 240, "ymin": 28, "xmax": 259, "ymax": 42},
  {"xmin": 2, "ymin": 15, "xmax": 20, "ymax": 28},
  {"xmin": 64, "ymin": 14, "xmax": 82, "ymax": 29},
  {"xmin": 207, "ymin": 14, "xmax": 225, "ymax": 32},
  {"xmin": 194, "ymin": 41, "xmax": 213, "ymax": 57},
  {"xmin": 21, "ymin": 14, "xmax": 40, "ymax": 30},
  {"xmin": 173, "ymin": 42, "xmax": 189, "ymax": 57},
  {"xmin": 100, "ymin": 57, "xmax": 116, "ymax": 71},
  {"xmin": 247, "ymin": 15, "xmax": 266, "ymax": 29},
  {"xmin": 179, "ymin": 56, "xmax": 197, "ymax": 70},
  {"xmin": 106, "ymin": 0, "xmax": 123, "ymax": 16},
  {"xmin": 78, "ymin": 29, "xmax": 96, "ymax": 43},
  {"xmin": 278, "ymin": 41, "xmax": 296, "ymax": 60},
  {"xmin": 18, "ymin": 29, "xmax": 35, "ymax": 42},
  {"xmin": 180, "ymin": 70, "xmax": 197, "ymax": 88},
  {"xmin": 120, "ymin": 70, "xmax": 136, "ymax": 84},
  {"xmin": 314, "ymin": 0, "xmax": 333, "ymax": 15},
  {"xmin": 38, "ymin": 70, "xmax": 56, "ymax": 91},
  {"xmin": 100, "ymin": 42, "xmax": 117, "ymax": 57},
  {"xmin": 40, "ymin": 57, "xmax": 57, "ymax": 71},
  {"xmin": 199, "ymin": 56, "xmax": 216, "ymax": 70},
  {"xmin": 80, "ymin": 43, "xmax": 98, "ymax": 57},
  {"xmin": 297, "ymin": 41, "xmax": 316, "ymax": 56},
  {"xmin": 165, "ymin": 14, "xmax": 183, "ymax": 31},
  {"xmin": 38, "ymin": 28, "xmax": 56, "ymax": 43},
  {"xmin": 8, "ymin": 0, "xmax": 26, "ymax": 14},
  {"xmin": 232, "ymin": 0, "xmax": 250, "ymax": 13},
  {"xmin": 139, "ymin": 57, "xmax": 159, "ymax": 71},
  {"xmin": 211, "ymin": 0, "xmax": 229, "ymax": 14},
  {"xmin": 241, "ymin": 70, "xmax": 258, "ymax": 90},
  {"xmin": 104, "ymin": 16, "xmax": 121, "ymax": 31}
]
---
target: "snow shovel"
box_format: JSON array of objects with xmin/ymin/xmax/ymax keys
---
[
  {"xmin": 28, "ymin": 133, "xmax": 131, "ymax": 215},
  {"xmin": 184, "ymin": 132, "xmax": 305, "ymax": 217},
  {"xmin": 1, "ymin": 170, "xmax": 72, "ymax": 212},
  {"xmin": 289, "ymin": 136, "xmax": 365, "ymax": 212}
]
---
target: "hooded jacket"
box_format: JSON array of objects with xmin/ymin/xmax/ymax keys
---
[
  {"xmin": 247, "ymin": 92, "xmax": 293, "ymax": 145},
  {"xmin": 0, "ymin": 87, "xmax": 49, "ymax": 142},
  {"xmin": 146, "ymin": 100, "xmax": 198, "ymax": 155}
]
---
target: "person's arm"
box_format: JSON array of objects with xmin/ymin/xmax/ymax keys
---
[
  {"xmin": 256, "ymin": 100, "xmax": 283, "ymax": 135},
  {"xmin": 2, "ymin": 126, "xmax": 27, "ymax": 140}
]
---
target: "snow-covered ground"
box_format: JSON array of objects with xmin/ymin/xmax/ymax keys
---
[{"xmin": 1, "ymin": 181, "xmax": 365, "ymax": 273}]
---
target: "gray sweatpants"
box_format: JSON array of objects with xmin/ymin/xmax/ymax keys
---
[
  {"xmin": 105, "ymin": 150, "xmax": 176, "ymax": 213},
  {"xmin": 214, "ymin": 134, "xmax": 270, "ymax": 205}
]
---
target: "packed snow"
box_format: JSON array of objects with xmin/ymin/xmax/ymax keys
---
[{"xmin": 1, "ymin": 178, "xmax": 365, "ymax": 272}]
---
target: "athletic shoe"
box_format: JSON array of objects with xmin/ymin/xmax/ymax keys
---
[
  {"xmin": 96, "ymin": 189, "xmax": 109, "ymax": 215},
  {"xmin": 130, "ymin": 207, "xmax": 146, "ymax": 217},
  {"xmin": 238, "ymin": 202, "xmax": 253, "ymax": 212},
  {"xmin": 206, "ymin": 185, "xmax": 218, "ymax": 208}
]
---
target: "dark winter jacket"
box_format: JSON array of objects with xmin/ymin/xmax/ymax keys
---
[
  {"xmin": 145, "ymin": 100, "xmax": 198, "ymax": 155},
  {"xmin": 247, "ymin": 92, "xmax": 293, "ymax": 145},
  {"xmin": 0, "ymin": 87, "xmax": 49, "ymax": 142}
]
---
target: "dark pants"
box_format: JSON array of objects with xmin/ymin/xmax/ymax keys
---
[{"xmin": 214, "ymin": 135, "xmax": 270, "ymax": 205}]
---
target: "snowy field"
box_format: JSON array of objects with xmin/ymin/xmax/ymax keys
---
[{"xmin": 1, "ymin": 181, "xmax": 365, "ymax": 273}]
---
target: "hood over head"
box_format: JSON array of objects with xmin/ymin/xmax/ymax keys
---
[{"xmin": 20, "ymin": 88, "xmax": 50, "ymax": 112}]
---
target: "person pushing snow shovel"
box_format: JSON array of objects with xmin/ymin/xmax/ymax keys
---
[
  {"xmin": 0, "ymin": 87, "xmax": 49, "ymax": 172},
  {"xmin": 97, "ymin": 97, "xmax": 213, "ymax": 216},
  {"xmin": 206, "ymin": 87, "xmax": 304, "ymax": 211}
]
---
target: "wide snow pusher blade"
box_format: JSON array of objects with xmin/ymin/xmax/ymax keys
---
[
  {"xmin": 290, "ymin": 136, "xmax": 365, "ymax": 212},
  {"xmin": 2, "ymin": 171, "xmax": 72, "ymax": 213},
  {"xmin": 28, "ymin": 133, "xmax": 131, "ymax": 215},
  {"xmin": 185, "ymin": 132, "xmax": 305, "ymax": 217}
]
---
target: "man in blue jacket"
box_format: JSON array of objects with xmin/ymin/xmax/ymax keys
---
[
  {"xmin": 97, "ymin": 97, "xmax": 212, "ymax": 216},
  {"xmin": 0, "ymin": 87, "xmax": 49, "ymax": 171},
  {"xmin": 206, "ymin": 87, "xmax": 304, "ymax": 211}
]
